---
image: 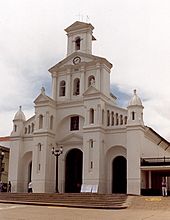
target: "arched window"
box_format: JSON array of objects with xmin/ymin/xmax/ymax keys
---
[
  {"xmin": 116, "ymin": 113, "xmax": 119, "ymax": 125},
  {"xmin": 28, "ymin": 125, "xmax": 31, "ymax": 134},
  {"xmin": 132, "ymin": 111, "xmax": 135, "ymax": 120},
  {"xmin": 70, "ymin": 116, "xmax": 79, "ymax": 131},
  {"xmin": 89, "ymin": 139, "xmax": 94, "ymax": 170},
  {"xmin": 14, "ymin": 125, "xmax": 17, "ymax": 132},
  {"xmin": 102, "ymin": 109, "xmax": 104, "ymax": 125},
  {"xmin": 75, "ymin": 37, "xmax": 81, "ymax": 50},
  {"xmin": 25, "ymin": 127, "xmax": 27, "ymax": 134},
  {"xmin": 73, "ymin": 78, "xmax": 80, "ymax": 95},
  {"xmin": 38, "ymin": 143, "xmax": 41, "ymax": 151},
  {"xmin": 88, "ymin": 75, "xmax": 95, "ymax": 87},
  {"xmin": 107, "ymin": 110, "xmax": 110, "ymax": 126},
  {"xmin": 124, "ymin": 116, "xmax": 127, "ymax": 125},
  {"xmin": 59, "ymin": 80, "xmax": 66, "ymax": 96},
  {"xmin": 39, "ymin": 115, "xmax": 43, "ymax": 129},
  {"xmin": 89, "ymin": 108, "xmax": 94, "ymax": 124},
  {"xmin": 120, "ymin": 115, "xmax": 123, "ymax": 125},
  {"xmin": 111, "ymin": 111, "xmax": 114, "ymax": 126},
  {"xmin": 31, "ymin": 123, "xmax": 34, "ymax": 133},
  {"xmin": 50, "ymin": 115, "xmax": 53, "ymax": 130}
]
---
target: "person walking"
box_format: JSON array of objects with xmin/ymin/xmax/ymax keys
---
[
  {"xmin": 162, "ymin": 177, "xmax": 167, "ymax": 196},
  {"xmin": 28, "ymin": 181, "xmax": 32, "ymax": 193}
]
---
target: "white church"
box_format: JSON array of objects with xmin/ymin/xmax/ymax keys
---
[{"xmin": 9, "ymin": 21, "xmax": 170, "ymax": 195}]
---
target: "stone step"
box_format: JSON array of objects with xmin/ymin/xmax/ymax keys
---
[{"xmin": 0, "ymin": 193, "xmax": 128, "ymax": 209}]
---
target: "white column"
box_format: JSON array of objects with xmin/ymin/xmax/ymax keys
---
[
  {"xmin": 52, "ymin": 73, "xmax": 57, "ymax": 101},
  {"xmin": 80, "ymin": 66, "xmax": 85, "ymax": 95},
  {"xmin": 96, "ymin": 63, "xmax": 100, "ymax": 91},
  {"xmin": 66, "ymin": 69, "xmax": 71, "ymax": 99}
]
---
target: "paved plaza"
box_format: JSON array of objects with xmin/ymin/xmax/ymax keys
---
[{"xmin": 0, "ymin": 196, "xmax": 170, "ymax": 220}]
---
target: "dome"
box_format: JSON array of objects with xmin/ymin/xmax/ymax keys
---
[
  {"xmin": 14, "ymin": 106, "xmax": 26, "ymax": 121},
  {"xmin": 128, "ymin": 89, "xmax": 143, "ymax": 107}
]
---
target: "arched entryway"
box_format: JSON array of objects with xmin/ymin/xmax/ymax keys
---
[
  {"xmin": 65, "ymin": 148, "xmax": 83, "ymax": 193},
  {"xmin": 28, "ymin": 161, "xmax": 32, "ymax": 183},
  {"xmin": 112, "ymin": 156, "xmax": 127, "ymax": 193}
]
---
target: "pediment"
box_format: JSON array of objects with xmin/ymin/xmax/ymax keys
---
[
  {"xmin": 48, "ymin": 52, "xmax": 112, "ymax": 73},
  {"xmin": 83, "ymin": 85, "xmax": 100, "ymax": 97},
  {"xmin": 59, "ymin": 133, "xmax": 83, "ymax": 145},
  {"xmin": 34, "ymin": 93, "xmax": 54, "ymax": 105},
  {"xmin": 65, "ymin": 21, "xmax": 94, "ymax": 32}
]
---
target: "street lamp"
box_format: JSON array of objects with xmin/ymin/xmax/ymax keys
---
[
  {"xmin": 51, "ymin": 144, "xmax": 63, "ymax": 193},
  {"xmin": 0, "ymin": 151, "xmax": 4, "ymax": 181}
]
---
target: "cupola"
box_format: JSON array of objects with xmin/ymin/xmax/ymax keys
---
[
  {"xmin": 127, "ymin": 90, "xmax": 144, "ymax": 126},
  {"xmin": 128, "ymin": 89, "xmax": 143, "ymax": 107},
  {"xmin": 13, "ymin": 106, "xmax": 26, "ymax": 121}
]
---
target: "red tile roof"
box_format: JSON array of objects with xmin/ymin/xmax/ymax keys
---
[{"xmin": 0, "ymin": 136, "xmax": 10, "ymax": 142}]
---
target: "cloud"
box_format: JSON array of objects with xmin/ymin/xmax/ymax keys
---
[{"xmin": 0, "ymin": 0, "xmax": 170, "ymax": 141}]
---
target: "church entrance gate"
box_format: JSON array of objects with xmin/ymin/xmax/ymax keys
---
[{"xmin": 65, "ymin": 148, "xmax": 83, "ymax": 193}]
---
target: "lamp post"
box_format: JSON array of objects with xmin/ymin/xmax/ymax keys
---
[
  {"xmin": 51, "ymin": 145, "xmax": 63, "ymax": 193},
  {"xmin": 0, "ymin": 151, "xmax": 4, "ymax": 181}
]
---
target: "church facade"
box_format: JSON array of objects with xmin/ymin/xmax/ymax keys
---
[{"xmin": 9, "ymin": 21, "xmax": 170, "ymax": 195}]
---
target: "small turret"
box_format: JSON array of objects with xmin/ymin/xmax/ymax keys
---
[
  {"xmin": 13, "ymin": 106, "xmax": 26, "ymax": 121},
  {"xmin": 11, "ymin": 106, "xmax": 26, "ymax": 136},
  {"xmin": 127, "ymin": 90, "xmax": 144, "ymax": 126}
]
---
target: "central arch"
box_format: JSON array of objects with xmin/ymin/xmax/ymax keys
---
[
  {"xmin": 112, "ymin": 156, "xmax": 127, "ymax": 194},
  {"xmin": 65, "ymin": 148, "xmax": 83, "ymax": 193}
]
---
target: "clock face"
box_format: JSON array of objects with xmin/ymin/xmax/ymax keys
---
[{"xmin": 73, "ymin": 56, "xmax": 81, "ymax": 65}]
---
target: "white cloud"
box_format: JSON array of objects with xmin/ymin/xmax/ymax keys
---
[{"xmin": 0, "ymin": 0, "xmax": 170, "ymax": 141}]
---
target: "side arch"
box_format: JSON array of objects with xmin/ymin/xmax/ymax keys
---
[
  {"xmin": 112, "ymin": 156, "xmax": 127, "ymax": 193},
  {"xmin": 106, "ymin": 146, "xmax": 127, "ymax": 194}
]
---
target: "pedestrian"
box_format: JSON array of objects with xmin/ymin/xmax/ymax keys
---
[
  {"xmin": 28, "ymin": 181, "xmax": 32, "ymax": 193},
  {"xmin": 162, "ymin": 177, "xmax": 167, "ymax": 196},
  {"xmin": 8, "ymin": 181, "xmax": 11, "ymax": 192}
]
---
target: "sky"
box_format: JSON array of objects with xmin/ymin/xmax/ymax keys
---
[{"xmin": 0, "ymin": 0, "xmax": 170, "ymax": 140}]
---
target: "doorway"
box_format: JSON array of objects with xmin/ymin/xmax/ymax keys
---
[
  {"xmin": 112, "ymin": 156, "xmax": 127, "ymax": 193},
  {"xmin": 65, "ymin": 149, "xmax": 83, "ymax": 193}
]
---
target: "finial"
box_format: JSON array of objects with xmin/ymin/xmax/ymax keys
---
[
  {"xmin": 19, "ymin": 106, "xmax": 22, "ymax": 111},
  {"xmin": 41, "ymin": 86, "xmax": 45, "ymax": 95},
  {"xmin": 134, "ymin": 89, "xmax": 137, "ymax": 95}
]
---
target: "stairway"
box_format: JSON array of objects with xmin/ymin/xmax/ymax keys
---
[{"xmin": 0, "ymin": 193, "xmax": 128, "ymax": 209}]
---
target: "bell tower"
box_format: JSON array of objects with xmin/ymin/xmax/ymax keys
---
[{"xmin": 65, "ymin": 21, "xmax": 96, "ymax": 56}]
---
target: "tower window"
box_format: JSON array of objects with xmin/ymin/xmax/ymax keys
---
[
  {"xmin": 89, "ymin": 108, "xmax": 94, "ymax": 124},
  {"xmin": 70, "ymin": 116, "xmax": 79, "ymax": 131},
  {"xmin": 75, "ymin": 37, "xmax": 81, "ymax": 50},
  {"xmin": 50, "ymin": 115, "xmax": 54, "ymax": 130},
  {"xmin": 107, "ymin": 110, "xmax": 110, "ymax": 126},
  {"xmin": 38, "ymin": 143, "xmax": 41, "ymax": 151},
  {"xmin": 59, "ymin": 80, "xmax": 66, "ymax": 96},
  {"xmin": 39, "ymin": 115, "xmax": 43, "ymax": 129},
  {"xmin": 90, "ymin": 139, "xmax": 93, "ymax": 148},
  {"xmin": 132, "ymin": 111, "xmax": 135, "ymax": 120},
  {"xmin": 14, "ymin": 125, "xmax": 17, "ymax": 132},
  {"xmin": 73, "ymin": 78, "xmax": 80, "ymax": 95},
  {"xmin": 31, "ymin": 123, "xmax": 34, "ymax": 133}
]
